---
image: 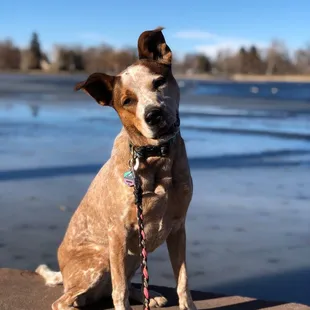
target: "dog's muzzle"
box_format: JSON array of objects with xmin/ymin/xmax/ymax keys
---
[
  {"xmin": 144, "ymin": 106, "xmax": 180, "ymax": 139},
  {"xmin": 144, "ymin": 108, "xmax": 163, "ymax": 126}
]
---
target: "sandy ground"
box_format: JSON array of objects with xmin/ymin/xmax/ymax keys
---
[
  {"xmin": 0, "ymin": 77, "xmax": 309, "ymax": 305},
  {"xmin": 177, "ymin": 73, "xmax": 310, "ymax": 82}
]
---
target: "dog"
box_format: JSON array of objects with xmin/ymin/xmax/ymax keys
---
[{"xmin": 36, "ymin": 27, "xmax": 196, "ymax": 310}]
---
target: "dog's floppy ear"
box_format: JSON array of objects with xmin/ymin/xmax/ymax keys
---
[
  {"xmin": 137, "ymin": 27, "xmax": 172, "ymax": 65},
  {"xmin": 74, "ymin": 73, "xmax": 115, "ymax": 106}
]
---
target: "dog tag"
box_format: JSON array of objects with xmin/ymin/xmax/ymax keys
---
[{"xmin": 124, "ymin": 170, "xmax": 134, "ymax": 187}]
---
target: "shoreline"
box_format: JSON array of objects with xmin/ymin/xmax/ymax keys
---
[
  {"xmin": 1, "ymin": 70, "xmax": 310, "ymax": 83},
  {"xmin": 177, "ymin": 73, "xmax": 310, "ymax": 83}
]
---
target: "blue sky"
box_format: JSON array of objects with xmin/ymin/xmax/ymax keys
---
[{"xmin": 1, "ymin": 0, "xmax": 309, "ymax": 58}]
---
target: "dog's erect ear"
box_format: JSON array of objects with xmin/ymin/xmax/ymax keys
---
[
  {"xmin": 137, "ymin": 27, "xmax": 172, "ymax": 65},
  {"xmin": 74, "ymin": 73, "xmax": 115, "ymax": 106}
]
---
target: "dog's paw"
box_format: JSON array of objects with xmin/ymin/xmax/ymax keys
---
[
  {"xmin": 179, "ymin": 298, "xmax": 197, "ymax": 310},
  {"xmin": 149, "ymin": 290, "xmax": 168, "ymax": 308},
  {"xmin": 129, "ymin": 286, "xmax": 167, "ymax": 308}
]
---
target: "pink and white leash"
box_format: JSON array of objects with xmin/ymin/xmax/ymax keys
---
[{"xmin": 131, "ymin": 157, "xmax": 150, "ymax": 310}]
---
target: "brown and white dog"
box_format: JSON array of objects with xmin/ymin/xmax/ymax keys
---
[{"xmin": 36, "ymin": 27, "xmax": 196, "ymax": 310}]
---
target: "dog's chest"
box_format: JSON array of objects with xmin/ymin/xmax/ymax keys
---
[
  {"xmin": 127, "ymin": 211, "xmax": 173, "ymax": 255},
  {"xmin": 127, "ymin": 189, "xmax": 171, "ymax": 252},
  {"xmin": 123, "ymin": 153, "xmax": 192, "ymax": 254},
  {"xmin": 126, "ymin": 177, "xmax": 190, "ymax": 254}
]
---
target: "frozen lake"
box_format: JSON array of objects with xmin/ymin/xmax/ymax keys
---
[{"xmin": 0, "ymin": 74, "xmax": 309, "ymax": 305}]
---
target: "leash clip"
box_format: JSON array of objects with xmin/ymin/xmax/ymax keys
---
[{"xmin": 133, "ymin": 157, "xmax": 140, "ymax": 171}]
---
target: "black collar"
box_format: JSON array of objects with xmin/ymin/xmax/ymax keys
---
[{"xmin": 129, "ymin": 135, "xmax": 176, "ymax": 159}]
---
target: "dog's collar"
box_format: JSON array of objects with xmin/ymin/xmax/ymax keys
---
[{"xmin": 129, "ymin": 135, "xmax": 177, "ymax": 159}]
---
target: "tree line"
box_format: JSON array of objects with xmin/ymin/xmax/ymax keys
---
[{"xmin": 0, "ymin": 32, "xmax": 310, "ymax": 75}]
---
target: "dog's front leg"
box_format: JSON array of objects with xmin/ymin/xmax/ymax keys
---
[
  {"xmin": 109, "ymin": 230, "xmax": 131, "ymax": 310},
  {"xmin": 167, "ymin": 223, "xmax": 197, "ymax": 310}
]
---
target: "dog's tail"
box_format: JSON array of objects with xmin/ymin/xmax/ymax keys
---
[{"xmin": 35, "ymin": 264, "xmax": 63, "ymax": 287}]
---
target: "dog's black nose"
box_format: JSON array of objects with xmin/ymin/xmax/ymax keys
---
[{"xmin": 145, "ymin": 108, "xmax": 163, "ymax": 126}]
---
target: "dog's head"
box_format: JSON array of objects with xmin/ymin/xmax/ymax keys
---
[{"xmin": 75, "ymin": 27, "xmax": 180, "ymax": 145}]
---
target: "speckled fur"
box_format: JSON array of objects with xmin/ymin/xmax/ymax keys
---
[{"xmin": 36, "ymin": 27, "xmax": 197, "ymax": 310}]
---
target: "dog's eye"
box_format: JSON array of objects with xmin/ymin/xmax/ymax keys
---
[
  {"xmin": 123, "ymin": 98, "xmax": 132, "ymax": 106},
  {"xmin": 153, "ymin": 77, "xmax": 166, "ymax": 90}
]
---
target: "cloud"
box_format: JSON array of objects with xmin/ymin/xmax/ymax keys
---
[
  {"xmin": 175, "ymin": 29, "xmax": 268, "ymax": 58},
  {"xmin": 174, "ymin": 30, "xmax": 219, "ymax": 40}
]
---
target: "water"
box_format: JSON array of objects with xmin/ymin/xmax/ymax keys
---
[
  {"xmin": 2, "ymin": 73, "xmax": 310, "ymax": 102},
  {"xmin": 0, "ymin": 74, "xmax": 309, "ymax": 305},
  {"xmin": 179, "ymin": 78, "xmax": 310, "ymax": 101}
]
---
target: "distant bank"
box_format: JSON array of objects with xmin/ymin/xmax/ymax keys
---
[
  {"xmin": 1, "ymin": 70, "xmax": 310, "ymax": 83},
  {"xmin": 177, "ymin": 73, "xmax": 310, "ymax": 83}
]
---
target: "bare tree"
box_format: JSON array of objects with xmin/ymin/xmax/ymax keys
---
[
  {"xmin": 264, "ymin": 39, "xmax": 295, "ymax": 75},
  {"xmin": 215, "ymin": 48, "xmax": 239, "ymax": 75},
  {"xmin": 0, "ymin": 31, "xmax": 304, "ymax": 76},
  {"xmin": 113, "ymin": 47, "xmax": 137, "ymax": 72},
  {"xmin": 181, "ymin": 53, "xmax": 212, "ymax": 74},
  {"xmin": 0, "ymin": 40, "xmax": 21, "ymax": 69},
  {"xmin": 294, "ymin": 44, "xmax": 310, "ymax": 74}
]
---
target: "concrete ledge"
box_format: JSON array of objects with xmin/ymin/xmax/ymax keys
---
[{"xmin": 0, "ymin": 268, "xmax": 308, "ymax": 310}]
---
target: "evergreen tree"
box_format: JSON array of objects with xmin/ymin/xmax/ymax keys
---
[
  {"xmin": 196, "ymin": 54, "xmax": 212, "ymax": 73},
  {"xmin": 28, "ymin": 32, "xmax": 42, "ymax": 69},
  {"xmin": 238, "ymin": 47, "xmax": 248, "ymax": 73},
  {"xmin": 248, "ymin": 45, "xmax": 264, "ymax": 74}
]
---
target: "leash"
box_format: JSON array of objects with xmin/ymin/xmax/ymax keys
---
[
  {"xmin": 124, "ymin": 135, "xmax": 177, "ymax": 310},
  {"xmin": 130, "ymin": 156, "xmax": 150, "ymax": 310}
]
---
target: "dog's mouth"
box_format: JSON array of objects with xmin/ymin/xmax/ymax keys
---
[{"xmin": 154, "ymin": 112, "xmax": 180, "ymax": 140}]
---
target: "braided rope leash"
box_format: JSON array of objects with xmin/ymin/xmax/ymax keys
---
[
  {"xmin": 131, "ymin": 157, "xmax": 150, "ymax": 310},
  {"xmin": 123, "ymin": 135, "xmax": 177, "ymax": 310}
]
